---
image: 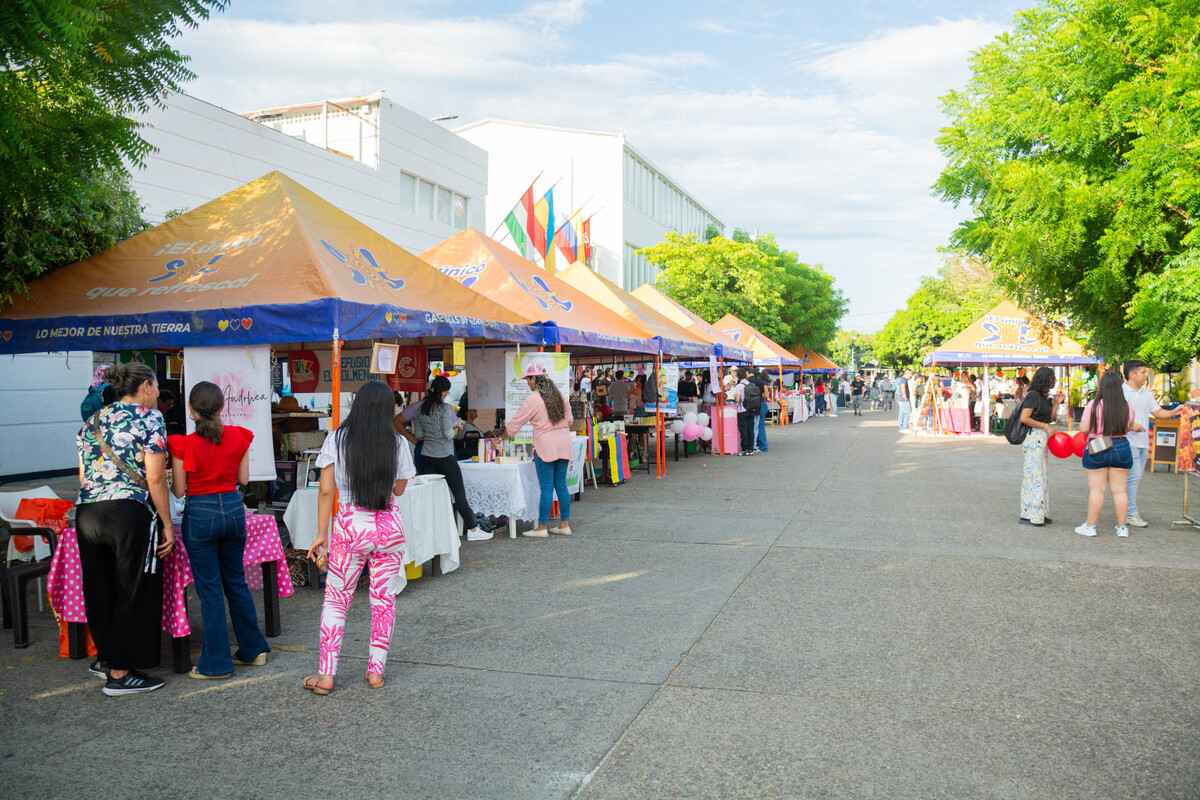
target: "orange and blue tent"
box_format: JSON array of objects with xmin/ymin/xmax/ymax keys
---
[
  {"xmin": 630, "ymin": 284, "xmax": 753, "ymax": 363},
  {"xmin": 555, "ymin": 264, "xmax": 711, "ymax": 359},
  {"xmin": 713, "ymin": 313, "xmax": 806, "ymax": 368},
  {"xmin": 0, "ymin": 172, "xmax": 539, "ymax": 354},
  {"xmin": 922, "ymin": 300, "xmax": 1099, "ymax": 366},
  {"xmin": 422, "ymin": 229, "xmax": 662, "ymax": 355}
]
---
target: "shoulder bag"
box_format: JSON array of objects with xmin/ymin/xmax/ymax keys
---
[{"xmin": 86, "ymin": 412, "xmax": 163, "ymax": 574}]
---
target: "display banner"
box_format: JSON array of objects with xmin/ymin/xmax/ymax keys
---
[
  {"xmin": 565, "ymin": 435, "xmax": 588, "ymax": 496},
  {"xmin": 393, "ymin": 346, "xmax": 428, "ymax": 392},
  {"xmin": 465, "ymin": 348, "xmax": 506, "ymax": 408},
  {"xmin": 505, "ymin": 351, "xmax": 571, "ymax": 443},
  {"xmin": 294, "ymin": 348, "xmax": 424, "ymax": 394},
  {"xmin": 183, "ymin": 345, "xmax": 276, "ymax": 481},
  {"xmin": 645, "ymin": 362, "xmax": 679, "ymax": 414}
]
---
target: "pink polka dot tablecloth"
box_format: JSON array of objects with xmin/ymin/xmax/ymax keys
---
[{"xmin": 47, "ymin": 512, "xmax": 292, "ymax": 639}]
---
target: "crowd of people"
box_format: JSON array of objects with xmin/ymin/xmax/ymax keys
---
[{"xmin": 72, "ymin": 359, "xmax": 579, "ymax": 697}]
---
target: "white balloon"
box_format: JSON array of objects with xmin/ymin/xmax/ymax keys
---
[
  {"xmin": 696, "ymin": 412, "xmax": 710, "ymax": 427},
  {"xmin": 683, "ymin": 412, "xmax": 698, "ymax": 426},
  {"xmin": 671, "ymin": 420, "xmax": 685, "ymax": 434},
  {"xmin": 700, "ymin": 427, "xmax": 714, "ymax": 441}
]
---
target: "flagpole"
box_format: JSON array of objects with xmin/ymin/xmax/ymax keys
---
[{"xmin": 488, "ymin": 169, "xmax": 544, "ymax": 240}]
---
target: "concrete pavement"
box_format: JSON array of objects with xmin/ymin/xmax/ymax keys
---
[{"xmin": 2, "ymin": 411, "xmax": 1197, "ymax": 799}]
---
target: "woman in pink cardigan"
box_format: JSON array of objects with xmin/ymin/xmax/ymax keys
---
[{"xmin": 505, "ymin": 363, "xmax": 575, "ymax": 537}]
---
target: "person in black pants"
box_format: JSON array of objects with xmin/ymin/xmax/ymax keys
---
[
  {"xmin": 734, "ymin": 369, "xmax": 757, "ymax": 456},
  {"xmin": 411, "ymin": 376, "xmax": 491, "ymax": 542},
  {"xmin": 75, "ymin": 363, "xmax": 176, "ymax": 697}
]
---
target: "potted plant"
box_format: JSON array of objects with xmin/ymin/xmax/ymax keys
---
[{"xmin": 1069, "ymin": 382, "xmax": 1085, "ymax": 423}]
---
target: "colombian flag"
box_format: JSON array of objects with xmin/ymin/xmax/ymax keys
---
[{"xmin": 533, "ymin": 189, "xmax": 555, "ymax": 261}]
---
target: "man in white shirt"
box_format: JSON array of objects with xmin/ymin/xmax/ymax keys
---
[{"xmin": 1123, "ymin": 360, "xmax": 1182, "ymax": 527}]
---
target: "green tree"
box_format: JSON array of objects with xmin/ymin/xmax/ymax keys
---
[
  {"xmin": 829, "ymin": 330, "xmax": 876, "ymax": 370},
  {"xmin": 1128, "ymin": 250, "xmax": 1200, "ymax": 370},
  {"xmin": 873, "ymin": 256, "xmax": 1006, "ymax": 367},
  {"xmin": 0, "ymin": 0, "xmax": 227, "ymax": 304},
  {"xmin": 934, "ymin": 0, "xmax": 1200, "ymax": 360},
  {"xmin": 641, "ymin": 231, "xmax": 846, "ymax": 351}
]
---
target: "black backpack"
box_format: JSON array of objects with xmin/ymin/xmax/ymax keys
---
[
  {"xmin": 742, "ymin": 381, "xmax": 763, "ymax": 413},
  {"xmin": 1005, "ymin": 402, "xmax": 1030, "ymax": 445}
]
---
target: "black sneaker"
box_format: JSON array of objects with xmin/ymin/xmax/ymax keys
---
[
  {"xmin": 88, "ymin": 660, "xmax": 108, "ymax": 679},
  {"xmin": 102, "ymin": 671, "xmax": 165, "ymax": 697}
]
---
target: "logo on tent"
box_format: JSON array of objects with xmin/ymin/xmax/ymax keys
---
[
  {"xmin": 320, "ymin": 240, "xmax": 405, "ymax": 291},
  {"xmin": 148, "ymin": 255, "xmax": 224, "ymax": 285},
  {"xmin": 438, "ymin": 262, "xmax": 487, "ymax": 288},
  {"xmin": 509, "ymin": 270, "xmax": 572, "ymax": 312},
  {"xmin": 722, "ymin": 328, "xmax": 742, "ymax": 342}
]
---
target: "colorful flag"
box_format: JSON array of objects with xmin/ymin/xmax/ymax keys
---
[
  {"xmin": 534, "ymin": 188, "xmax": 555, "ymax": 258},
  {"xmin": 504, "ymin": 187, "xmax": 534, "ymax": 258},
  {"xmin": 556, "ymin": 219, "xmax": 578, "ymax": 264},
  {"xmin": 527, "ymin": 188, "xmax": 546, "ymax": 255},
  {"xmin": 581, "ymin": 216, "xmax": 593, "ymax": 266}
]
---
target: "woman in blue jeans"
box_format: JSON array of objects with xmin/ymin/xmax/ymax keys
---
[
  {"xmin": 169, "ymin": 381, "xmax": 269, "ymax": 678},
  {"xmin": 504, "ymin": 363, "xmax": 575, "ymax": 537}
]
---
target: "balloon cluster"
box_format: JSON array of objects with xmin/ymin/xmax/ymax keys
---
[
  {"xmin": 671, "ymin": 411, "xmax": 714, "ymax": 442},
  {"xmin": 1048, "ymin": 431, "xmax": 1088, "ymax": 459}
]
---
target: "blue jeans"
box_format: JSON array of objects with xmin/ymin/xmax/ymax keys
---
[
  {"xmin": 756, "ymin": 404, "xmax": 769, "ymax": 451},
  {"xmin": 534, "ymin": 455, "xmax": 571, "ymax": 525},
  {"xmin": 182, "ymin": 491, "xmax": 269, "ymax": 675},
  {"xmin": 1127, "ymin": 445, "xmax": 1148, "ymax": 518},
  {"xmin": 898, "ymin": 401, "xmax": 911, "ymax": 431}
]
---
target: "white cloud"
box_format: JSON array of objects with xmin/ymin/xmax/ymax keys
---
[
  {"xmin": 173, "ymin": 13, "xmax": 1005, "ymax": 328},
  {"xmin": 692, "ymin": 19, "xmax": 735, "ymax": 34}
]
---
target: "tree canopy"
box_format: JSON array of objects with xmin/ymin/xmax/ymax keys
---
[
  {"xmin": 829, "ymin": 330, "xmax": 876, "ymax": 371},
  {"xmin": 873, "ymin": 256, "xmax": 1006, "ymax": 368},
  {"xmin": 0, "ymin": 0, "xmax": 227, "ymax": 305},
  {"xmin": 641, "ymin": 230, "xmax": 847, "ymax": 352},
  {"xmin": 934, "ymin": 0, "xmax": 1200, "ymax": 362}
]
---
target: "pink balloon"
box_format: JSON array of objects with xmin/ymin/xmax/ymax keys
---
[{"xmin": 682, "ymin": 423, "xmax": 702, "ymax": 441}]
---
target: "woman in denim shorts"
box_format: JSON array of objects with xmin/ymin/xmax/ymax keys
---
[{"xmin": 1076, "ymin": 372, "xmax": 1144, "ymax": 539}]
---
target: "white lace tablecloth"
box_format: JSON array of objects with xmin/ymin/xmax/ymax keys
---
[
  {"xmin": 283, "ymin": 476, "xmax": 461, "ymax": 576},
  {"xmin": 459, "ymin": 461, "xmax": 540, "ymax": 523}
]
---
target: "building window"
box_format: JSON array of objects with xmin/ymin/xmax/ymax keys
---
[
  {"xmin": 623, "ymin": 242, "xmax": 657, "ymax": 290},
  {"xmin": 399, "ymin": 173, "xmax": 416, "ymax": 214},
  {"xmin": 453, "ymin": 194, "xmax": 468, "ymax": 230},
  {"xmin": 437, "ymin": 187, "xmax": 452, "ymax": 225},
  {"xmin": 418, "ymin": 180, "xmax": 435, "ymax": 219}
]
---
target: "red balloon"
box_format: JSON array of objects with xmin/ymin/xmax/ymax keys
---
[
  {"xmin": 1048, "ymin": 431, "xmax": 1074, "ymax": 459},
  {"xmin": 1071, "ymin": 431, "xmax": 1088, "ymax": 458}
]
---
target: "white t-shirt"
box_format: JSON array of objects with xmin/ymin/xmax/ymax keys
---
[
  {"xmin": 580, "ymin": 376, "xmax": 592, "ymax": 393},
  {"xmin": 315, "ymin": 431, "xmax": 416, "ymax": 505},
  {"xmin": 1123, "ymin": 383, "xmax": 1160, "ymax": 450}
]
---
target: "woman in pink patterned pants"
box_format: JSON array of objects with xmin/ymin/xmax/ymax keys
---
[{"xmin": 304, "ymin": 382, "xmax": 417, "ymax": 694}]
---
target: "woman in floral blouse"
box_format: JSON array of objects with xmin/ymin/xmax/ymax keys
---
[{"xmin": 76, "ymin": 363, "xmax": 176, "ymax": 697}]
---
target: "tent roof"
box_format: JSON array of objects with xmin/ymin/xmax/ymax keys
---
[
  {"xmin": 555, "ymin": 265, "xmax": 711, "ymax": 358},
  {"xmin": 422, "ymin": 230, "xmax": 660, "ymax": 355},
  {"xmin": 712, "ymin": 313, "xmax": 805, "ymax": 367},
  {"xmin": 0, "ymin": 171, "xmax": 538, "ymax": 354},
  {"xmin": 629, "ymin": 285, "xmax": 754, "ymax": 362},
  {"xmin": 923, "ymin": 300, "xmax": 1100, "ymax": 366},
  {"xmin": 789, "ymin": 346, "xmax": 839, "ymax": 373}
]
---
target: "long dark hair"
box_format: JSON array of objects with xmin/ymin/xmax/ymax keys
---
[
  {"xmin": 532, "ymin": 375, "xmax": 566, "ymax": 423},
  {"xmin": 1029, "ymin": 367, "xmax": 1056, "ymax": 398},
  {"xmin": 420, "ymin": 376, "xmax": 452, "ymax": 416},
  {"xmin": 335, "ymin": 382, "xmax": 397, "ymax": 510},
  {"xmin": 189, "ymin": 381, "xmax": 225, "ymax": 444},
  {"xmin": 1091, "ymin": 371, "xmax": 1130, "ymax": 436},
  {"xmin": 105, "ymin": 363, "xmax": 156, "ymax": 399}
]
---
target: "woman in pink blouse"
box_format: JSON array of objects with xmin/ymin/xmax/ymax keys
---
[{"xmin": 505, "ymin": 363, "xmax": 575, "ymax": 537}]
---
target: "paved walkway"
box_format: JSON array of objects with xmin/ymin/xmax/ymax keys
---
[{"xmin": 2, "ymin": 412, "xmax": 1198, "ymax": 799}]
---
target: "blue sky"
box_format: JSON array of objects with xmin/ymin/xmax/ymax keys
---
[{"xmin": 178, "ymin": 0, "xmax": 1030, "ymax": 330}]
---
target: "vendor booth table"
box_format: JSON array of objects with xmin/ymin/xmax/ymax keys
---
[
  {"xmin": 284, "ymin": 475, "xmax": 461, "ymax": 575},
  {"xmin": 460, "ymin": 461, "xmax": 539, "ymax": 538},
  {"xmin": 46, "ymin": 513, "xmax": 292, "ymax": 672}
]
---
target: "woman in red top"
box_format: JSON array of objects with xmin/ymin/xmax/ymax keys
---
[{"xmin": 169, "ymin": 381, "xmax": 269, "ymax": 679}]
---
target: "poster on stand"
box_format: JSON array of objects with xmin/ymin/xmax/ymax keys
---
[
  {"xmin": 505, "ymin": 351, "xmax": 571, "ymax": 443},
  {"xmin": 465, "ymin": 348, "xmax": 506, "ymax": 409},
  {"xmin": 645, "ymin": 362, "xmax": 679, "ymax": 414},
  {"xmin": 183, "ymin": 345, "xmax": 276, "ymax": 481}
]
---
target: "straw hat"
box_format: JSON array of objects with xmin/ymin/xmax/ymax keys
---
[{"xmin": 522, "ymin": 363, "xmax": 547, "ymax": 378}]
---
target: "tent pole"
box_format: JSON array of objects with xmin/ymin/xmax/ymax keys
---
[
  {"xmin": 983, "ymin": 364, "xmax": 990, "ymax": 437},
  {"xmin": 715, "ymin": 356, "xmax": 725, "ymax": 456},
  {"xmin": 331, "ymin": 328, "xmax": 342, "ymax": 427},
  {"xmin": 778, "ymin": 363, "xmax": 785, "ymax": 426}
]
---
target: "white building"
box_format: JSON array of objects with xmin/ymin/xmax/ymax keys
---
[
  {"xmin": 454, "ymin": 119, "xmax": 724, "ymax": 291},
  {"xmin": 1, "ymin": 91, "xmax": 490, "ymax": 478}
]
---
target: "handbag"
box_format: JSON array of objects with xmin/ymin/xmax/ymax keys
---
[{"xmin": 1086, "ymin": 436, "xmax": 1114, "ymax": 456}]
